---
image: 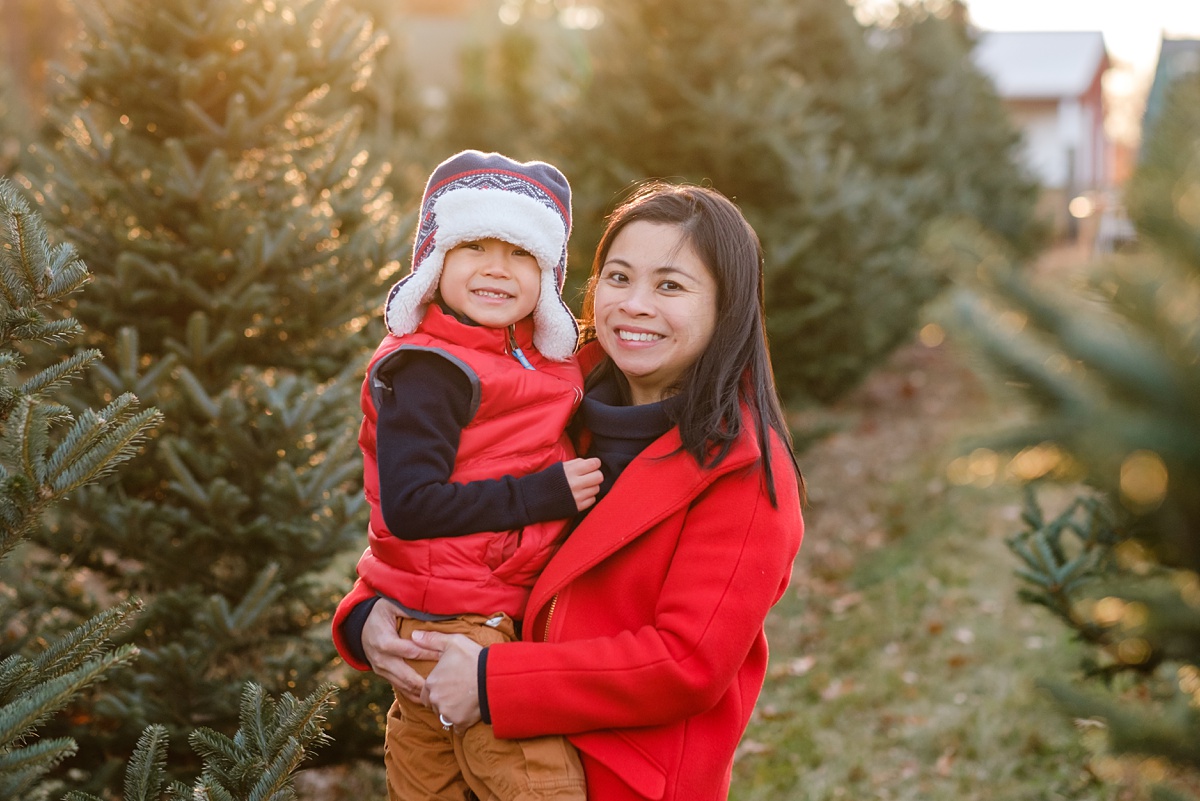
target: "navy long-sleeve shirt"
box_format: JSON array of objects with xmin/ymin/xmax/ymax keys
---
[{"xmin": 373, "ymin": 350, "xmax": 578, "ymax": 540}]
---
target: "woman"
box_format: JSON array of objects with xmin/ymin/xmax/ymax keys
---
[{"xmin": 336, "ymin": 182, "xmax": 805, "ymax": 800}]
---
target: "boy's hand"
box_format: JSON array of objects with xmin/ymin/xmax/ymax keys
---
[{"xmin": 563, "ymin": 457, "xmax": 604, "ymax": 511}]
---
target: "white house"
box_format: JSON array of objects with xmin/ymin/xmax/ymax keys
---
[{"xmin": 972, "ymin": 30, "xmax": 1111, "ymax": 233}]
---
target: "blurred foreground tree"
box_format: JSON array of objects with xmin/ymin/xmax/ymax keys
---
[
  {"xmin": 0, "ymin": 178, "xmax": 333, "ymax": 801},
  {"xmin": 17, "ymin": 0, "xmax": 404, "ymax": 785},
  {"xmin": 954, "ymin": 69, "xmax": 1200, "ymax": 798},
  {"xmin": 553, "ymin": 0, "xmax": 1041, "ymax": 405}
]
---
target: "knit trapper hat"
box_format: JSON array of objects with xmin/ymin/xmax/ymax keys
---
[{"xmin": 384, "ymin": 150, "xmax": 578, "ymax": 361}]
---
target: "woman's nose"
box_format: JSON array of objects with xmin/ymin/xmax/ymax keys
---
[{"xmin": 619, "ymin": 282, "xmax": 654, "ymax": 315}]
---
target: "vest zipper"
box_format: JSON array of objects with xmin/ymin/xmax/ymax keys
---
[
  {"xmin": 542, "ymin": 593, "xmax": 559, "ymax": 642},
  {"xmin": 507, "ymin": 324, "xmax": 536, "ymax": 371}
]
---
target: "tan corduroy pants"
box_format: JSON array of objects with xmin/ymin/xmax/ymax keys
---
[{"xmin": 385, "ymin": 613, "xmax": 586, "ymax": 801}]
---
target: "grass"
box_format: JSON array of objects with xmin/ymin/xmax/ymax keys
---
[{"xmin": 732, "ymin": 480, "xmax": 1108, "ymax": 799}]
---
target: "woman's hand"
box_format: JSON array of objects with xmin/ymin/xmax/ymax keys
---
[
  {"xmin": 418, "ymin": 630, "xmax": 484, "ymax": 729},
  {"xmin": 361, "ymin": 600, "xmax": 441, "ymax": 704}
]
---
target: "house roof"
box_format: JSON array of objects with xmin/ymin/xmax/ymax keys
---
[{"xmin": 972, "ymin": 31, "xmax": 1109, "ymax": 100}]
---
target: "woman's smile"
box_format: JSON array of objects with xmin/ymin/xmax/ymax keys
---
[{"xmin": 615, "ymin": 327, "xmax": 665, "ymax": 343}]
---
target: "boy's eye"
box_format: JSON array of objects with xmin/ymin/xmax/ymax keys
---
[
  {"xmin": 458, "ymin": 241, "xmax": 483, "ymax": 251},
  {"xmin": 512, "ymin": 248, "xmax": 533, "ymax": 258}
]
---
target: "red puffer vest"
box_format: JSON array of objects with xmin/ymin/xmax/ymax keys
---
[{"xmin": 356, "ymin": 304, "xmax": 583, "ymax": 619}]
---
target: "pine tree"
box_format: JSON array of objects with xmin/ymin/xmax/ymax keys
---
[
  {"xmin": 19, "ymin": 0, "xmax": 404, "ymax": 780},
  {"xmin": 0, "ymin": 176, "xmax": 160, "ymax": 553},
  {"xmin": 0, "ymin": 175, "xmax": 152, "ymax": 801},
  {"xmin": 61, "ymin": 683, "xmax": 337, "ymax": 801},
  {"xmin": 954, "ymin": 68, "xmax": 1200, "ymax": 797},
  {"xmin": 1, "ymin": 178, "xmax": 337, "ymax": 799},
  {"xmin": 440, "ymin": 24, "xmax": 545, "ymax": 157},
  {"xmin": 878, "ymin": 3, "xmax": 1045, "ymax": 255},
  {"xmin": 549, "ymin": 0, "xmax": 1039, "ymax": 405}
]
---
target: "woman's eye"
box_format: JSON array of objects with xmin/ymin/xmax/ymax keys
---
[
  {"xmin": 659, "ymin": 280, "xmax": 681, "ymax": 291},
  {"xmin": 602, "ymin": 270, "xmax": 627, "ymax": 283}
]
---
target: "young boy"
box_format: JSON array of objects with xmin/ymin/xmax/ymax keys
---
[{"xmin": 342, "ymin": 151, "xmax": 598, "ymax": 801}]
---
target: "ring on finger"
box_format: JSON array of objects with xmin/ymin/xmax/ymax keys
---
[{"xmin": 439, "ymin": 713, "xmax": 453, "ymax": 730}]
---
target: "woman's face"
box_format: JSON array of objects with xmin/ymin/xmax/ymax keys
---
[{"xmin": 593, "ymin": 221, "xmax": 718, "ymax": 406}]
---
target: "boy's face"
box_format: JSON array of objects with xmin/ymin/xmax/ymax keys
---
[{"xmin": 439, "ymin": 238, "xmax": 542, "ymax": 329}]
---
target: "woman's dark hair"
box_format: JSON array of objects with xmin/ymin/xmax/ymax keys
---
[{"xmin": 579, "ymin": 181, "xmax": 804, "ymax": 506}]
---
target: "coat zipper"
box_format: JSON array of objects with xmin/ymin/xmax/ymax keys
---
[
  {"xmin": 542, "ymin": 593, "xmax": 559, "ymax": 642},
  {"xmin": 507, "ymin": 324, "xmax": 535, "ymax": 371}
]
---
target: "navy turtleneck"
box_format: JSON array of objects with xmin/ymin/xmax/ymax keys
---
[{"xmin": 574, "ymin": 373, "xmax": 684, "ymax": 512}]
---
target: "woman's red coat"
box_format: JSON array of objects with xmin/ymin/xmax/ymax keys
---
[{"xmin": 485, "ymin": 368, "xmax": 803, "ymax": 798}]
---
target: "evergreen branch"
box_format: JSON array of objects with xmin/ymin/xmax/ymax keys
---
[
  {"xmin": 50, "ymin": 406, "xmax": 162, "ymax": 496},
  {"xmin": 117, "ymin": 326, "xmax": 141, "ymax": 388},
  {"xmin": 42, "ymin": 393, "xmax": 138, "ymax": 481},
  {"xmin": 11, "ymin": 397, "xmax": 50, "ymax": 489},
  {"xmin": 238, "ymin": 682, "xmax": 273, "ymax": 758},
  {"xmin": 187, "ymin": 727, "xmax": 244, "ymax": 777},
  {"xmin": 0, "ymin": 653, "xmax": 35, "ymax": 707},
  {"xmin": 158, "ymin": 437, "xmax": 209, "ymax": 507},
  {"xmin": 84, "ymin": 360, "xmax": 122, "ymax": 395},
  {"xmin": 0, "ymin": 643, "xmax": 138, "ymax": 748},
  {"xmin": 265, "ymin": 684, "xmax": 336, "ymax": 759},
  {"xmin": 0, "ymin": 180, "xmax": 42, "ymax": 309},
  {"xmin": 165, "ymin": 780, "xmax": 193, "ymax": 801},
  {"xmin": 175, "ymin": 365, "xmax": 220, "ymax": 421},
  {"xmin": 1022, "ymin": 489, "xmax": 1041, "ymax": 532},
  {"xmin": 193, "ymin": 777, "xmax": 238, "ymax": 801},
  {"xmin": 0, "ymin": 735, "xmax": 78, "ymax": 799},
  {"xmin": 182, "ymin": 99, "xmax": 228, "ymax": 140},
  {"xmin": 299, "ymin": 428, "xmax": 357, "ymax": 498},
  {"xmin": 122, "ymin": 724, "xmax": 170, "ymax": 801},
  {"xmin": 0, "ymin": 474, "xmax": 36, "ymax": 549},
  {"xmin": 1042, "ymin": 680, "xmax": 1200, "ymax": 769},
  {"xmin": 993, "ymin": 270, "xmax": 1192, "ymax": 414},
  {"xmin": 220, "ymin": 563, "xmax": 285, "ymax": 637},
  {"xmin": 953, "ymin": 290, "xmax": 1091, "ymax": 412},
  {"xmin": 31, "ymin": 600, "xmax": 142, "ymax": 683},
  {"xmin": 8, "ymin": 316, "xmax": 83, "ymax": 346},
  {"xmin": 245, "ymin": 736, "xmax": 304, "ymax": 801},
  {"xmin": 18, "ymin": 349, "xmax": 100, "ymax": 399},
  {"xmin": 44, "ymin": 242, "xmax": 90, "ymax": 298}
]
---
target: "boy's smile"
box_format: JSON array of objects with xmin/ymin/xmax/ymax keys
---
[{"xmin": 439, "ymin": 238, "xmax": 543, "ymax": 329}]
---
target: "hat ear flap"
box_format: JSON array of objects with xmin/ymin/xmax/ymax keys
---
[
  {"xmin": 385, "ymin": 250, "xmax": 444, "ymax": 336},
  {"xmin": 533, "ymin": 265, "xmax": 580, "ymax": 362}
]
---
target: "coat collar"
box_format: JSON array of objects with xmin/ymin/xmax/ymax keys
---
[
  {"xmin": 528, "ymin": 403, "xmax": 764, "ymax": 610},
  {"xmin": 420, "ymin": 303, "xmax": 537, "ymax": 356}
]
